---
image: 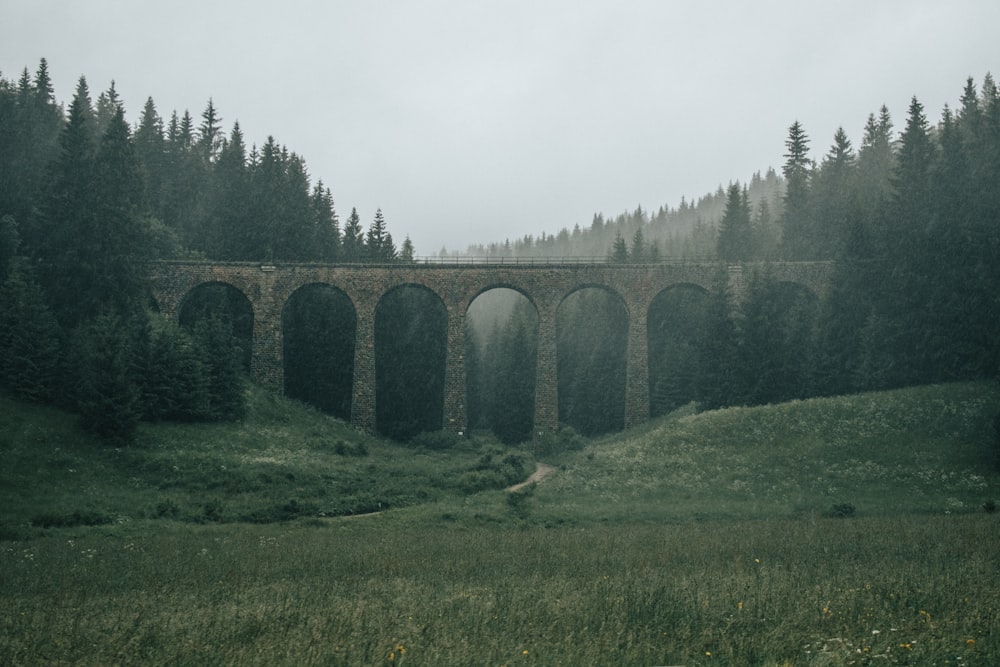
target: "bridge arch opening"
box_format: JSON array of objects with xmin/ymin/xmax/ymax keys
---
[
  {"xmin": 557, "ymin": 286, "xmax": 628, "ymax": 436},
  {"xmin": 465, "ymin": 287, "xmax": 538, "ymax": 444},
  {"xmin": 178, "ymin": 281, "xmax": 254, "ymax": 372},
  {"xmin": 282, "ymin": 283, "xmax": 357, "ymax": 421},
  {"xmin": 647, "ymin": 284, "xmax": 710, "ymax": 418},
  {"xmin": 739, "ymin": 277, "xmax": 819, "ymax": 405},
  {"xmin": 375, "ymin": 284, "xmax": 448, "ymax": 440}
]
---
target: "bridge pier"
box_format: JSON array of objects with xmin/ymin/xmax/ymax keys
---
[
  {"xmin": 533, "ymin": 305, "xmax": 559, "ymax": 435},
  {"xmin": 442, "ymin": 304, "xmax": 467, "ymax": 434},
  {"xmin": 351, "ymin": 304, "xmax": 377, "ymax": 434},
  {"xmin": 624, "ymin": 302, "xmax": 649, "ymax": 430}
]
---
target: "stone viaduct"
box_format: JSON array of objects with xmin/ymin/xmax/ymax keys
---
[{"xmin": 149, "ymin": 260, "xmax": 833, "ymax": 436}]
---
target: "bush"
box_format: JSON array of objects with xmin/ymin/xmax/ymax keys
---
[
  {"xmin": 29, "ymin": 510, "xmax": 113, "ymax": 528},
  {"xmin": 532, "ymin": 425, "xmax": 586, "ymax": 457},
  {"xmin": 333, "ymin": 440, "xmax": 369, "ymax": 457},
  {"xmin": 827, "ymin": 503, "xmax": 856, "ymax": 518},
  {"xmin": 457, "ymin": 446, "xmax": 531, "ymax": 493},
  {"xmin": 409, "ymin": 430, "xmax": 462, "ymax": 451}
]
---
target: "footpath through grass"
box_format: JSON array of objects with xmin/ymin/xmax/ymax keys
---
[{"xmin": 1, "ymin": 380, "xmax": 999, "ymax": 665}]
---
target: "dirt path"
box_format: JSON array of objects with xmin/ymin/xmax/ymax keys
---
[{"xmin": 507, "ymin": 463, "xmax": 557, "ymax": 492}]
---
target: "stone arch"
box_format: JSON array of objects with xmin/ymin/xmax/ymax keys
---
[
  {"xmin": 556, "ymin": 285, "xmax": 629, "ymax": 436},
  {"xmin": 465, "ymin": 287, "xmax": 540, "ymax": 443},
  {"xmin": 374, "ymin": 283, "xmax": 449, "ymax": 440},
  {"xmin": 281, "ymin": 283, "xmax": 357, "ymax": 421},
  {"xmin": 178, "ymin": 281, "xmax": 255, "ymax": 372},
  {"xmin": 647, "ymin": 283, "xmax": 711, "ymax": 418}
]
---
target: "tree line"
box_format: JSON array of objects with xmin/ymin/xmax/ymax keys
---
[
  {"xmin": 0, "ymin": 60, "xmax": 409, "ymax": 442},
  {"xmin": 1, "ymin": 60, "xmax": 997, "ymax": 444},
  {"xmin": 466, "ymin": 74, "xmax": 1000, "ymax": 439}
]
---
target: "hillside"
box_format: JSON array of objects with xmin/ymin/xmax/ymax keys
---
[
  {"xmin": 523, "ymin": 381, "xmax": 1000, "ymax": 524},
  {"xmin": 2, "ymin": 381, "xmax": 997, "ymax": 533},
  {"xmin": 0, "ymin": 386, "xmax": 533, "ymax": 537},
  {"xmin": 4, "ymin": 381, "xmax": 1000, "ymax": 665}
]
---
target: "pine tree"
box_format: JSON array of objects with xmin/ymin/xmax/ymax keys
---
[
  {"xmin": 89, "ymin": 105, "xmax": 155, "ymax": 317},
  {"xmin": 94, "ymin": 80, "xmax": 121, "ymax": 137},
  {"xmin": 810, "ymin": 127, "xmax": 858, "ymax": 258},
  {"xmin": 400, "ymin": 235, "xmax": 415, "ymax": 262},
  {"xmin": 32, "ymin": 76, "xmax": 99, "ymax": 328},
  {"xmin": 193, "ymin": 314, "xmax": 246, "ymax": 420},
  {"xmin": 72, "ymin": 311, "xmax": 143, "ymax": 443},
  {"xmin": 197, "ymin": 98, "xmax": 223, "ymax": 162},
  {"xmin": 716, "ymin": 182, "xmax": 752, "ymax": 262},
  {"xmin": 0, "ymin": 258, "xmax": 62, "ymax": 401},
  {"xmin": 779, "ymin": 120, "xmax": 814, "ymax": 259},
  {"xmin": 629, "ymin": 227, "xmax": 645, "ymax": 263},
  {"xmin": 366, "ymin": 208, "xmax": 390, "ymax": 261},
  {"xmin": 856, "ymin": 105, "xmax": 895, "ymax": 220},
  {"xmin": 609, "ymin": 231, "xmax": 628, "ymax": 263},
  {"xmin": 139, "ymin": 315, "xmax": 212, "ymax": 421},
  {"xmin": 134, "ymin": 97, "xmax": 167, "ymax": 220},
  {"xmin": 311, "ymin": 181, "xmax": 340, "ymax": 262},
  {"xmin": 206, "ymin": 121, "xmax": 250, "ymax": 259},
  {"xmin": 341, "ymin": 207, "xmax": 364, "ymax": 262}
]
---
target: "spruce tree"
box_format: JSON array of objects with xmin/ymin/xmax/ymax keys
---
[
  {"xmin": 778, "ymin": 120, "xmax": 813, "ymax": 259},
  {"xmin": 32, "ymin": 76, "xmax": 98, "ymax": 328},
  {"xmin": 716, "ymin": 182, "xmax": 752, "ymax": 262},
  {"xmin": 366, "ymin": 208, "xmax": 389, "ymax": 261},
  {"xmin": 72, "ymin": 311, "xmax": 143, "ymax": 443},
  {"xmin": 341, "ymin": 207, "xmax": 364, "ymax": 262}
]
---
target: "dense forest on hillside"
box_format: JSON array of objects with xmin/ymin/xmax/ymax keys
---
[
  {"xmin": 467, "ymin": 74, "xmax": 1000, "ymax": 437},
  {"xmin": 1, "ymin": 59, "xmax": 998, "ymax": 443}
]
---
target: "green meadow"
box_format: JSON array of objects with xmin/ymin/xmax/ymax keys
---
[{"xmin": 2, "ymin": 381, "xmax": 999, "ymax": 666}]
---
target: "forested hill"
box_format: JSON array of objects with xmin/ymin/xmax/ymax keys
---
[
  {"xmin": 457, "ymin": 167, "xmax": 783, "ymax": 260},
  {"xmin": 1, "ymin": 59, "xmax": 998, "ymax": 446},
  {"xmin": 0, "ymin": 60, "xmax": 413, "ymax": 266}
]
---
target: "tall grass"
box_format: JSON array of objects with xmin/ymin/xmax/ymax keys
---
[
  {"xmin": 2, "ymin": 517, "xmax": 998, "ymax": 665},
  {"xmin": 531, "ymin": 382, "xmax": 1000, "ymax": 523},
  {"xmin": 2, "ymin": 380, "xmax": 999, "ymax": 665}
]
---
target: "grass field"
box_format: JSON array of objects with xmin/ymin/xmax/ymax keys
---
[{"xmin": 2, "ymin": 381, "xmax": 999, "ymax": 665}]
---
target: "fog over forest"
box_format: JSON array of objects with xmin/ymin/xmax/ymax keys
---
[{"xmin": 0, "ymin": 61, "xmax": 998, "ymax": 443}]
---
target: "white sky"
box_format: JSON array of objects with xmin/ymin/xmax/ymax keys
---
[{"xmin": 2, "ymin": 1, "xmax": 997, "ymax": 255}]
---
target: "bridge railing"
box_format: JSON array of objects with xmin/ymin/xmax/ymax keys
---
[{"xmin": 376, "ymin": 255, "xmax": 722, "ymax": 266}]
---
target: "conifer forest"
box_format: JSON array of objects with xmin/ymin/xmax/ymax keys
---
[{"xmin": 1, "ymin": 60, "xmax": 998, "ymax": 443}]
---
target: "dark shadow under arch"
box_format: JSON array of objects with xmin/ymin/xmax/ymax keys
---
[
  {"xmin": 647, "ymin": 283, "xmax": 710, "ymax": 418},
  {"xmin": 466, "ymin": 287, "xmax": 539, "ymax": 444},
  {"xmin": 375, "ymin": 284, "xmax": 447, "ymax": 440},
  {"xmin": 557, "ymin": 286, "xmax": 628, "ymax": 436},
  {"xmin": 282, "ymin": 283, "xmax": 357, "ymax": 420}
]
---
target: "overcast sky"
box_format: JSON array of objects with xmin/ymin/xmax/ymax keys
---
[{"xmin": 2, "ymin": 1, "xmax": 997, "ymax": 255}]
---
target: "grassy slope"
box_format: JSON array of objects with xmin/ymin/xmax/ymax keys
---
[
  {"xmin": 2, "ymin": 380, "xmax": 998, "ymax": 531},
  {"xmin": 3, "ymin": 381, "xmax": 1000, "ymax": 665},
  {"xmin": 525, "ymin": 381, "xmax": 1000, "ymax": 524},
  {"xmin": 0, "ymin": 386, "xmax": 531, "ymax": 534}
]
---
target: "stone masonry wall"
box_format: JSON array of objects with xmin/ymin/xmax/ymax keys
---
[{"xmin": 150, "ymin": 261, "xmax": 832, "ymax": 435}]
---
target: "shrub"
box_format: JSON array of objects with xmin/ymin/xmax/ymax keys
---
[
  {"xmin": 410, "ymin": 430, "xmax": 462, "ymax": 451},
  {"xmin": 72, "ymin": 311, "xmax": 143, "ymax": 444},
  {"xmin": 457, "ymin": 446, "xmax": 531, "ymax": 493},
  {"xmin": 506, "ymin": 484, "xmax": 534, "ymax": 519},
  {"xmin": 532, "ymin": 425, "xmax": 586, "ymax": 457},
  {"xmin": 29, "ymin": 510, "xmax": 113, "ymax": 528},
  {"xmin": 827, "ymin": 503, "xmax": 856, "ymax": 518},
  {"xmin": 333, "ymin": 439, "xmax": 369, "ymax": 457}
]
